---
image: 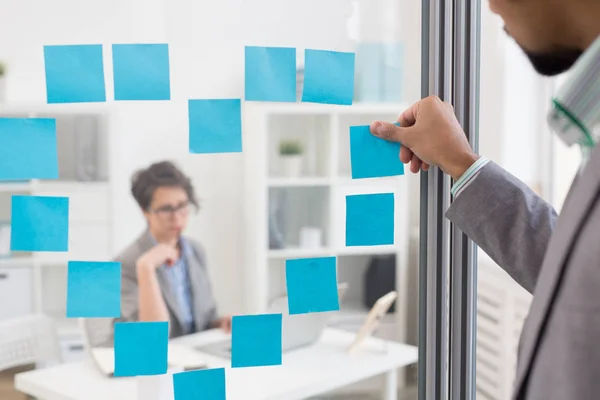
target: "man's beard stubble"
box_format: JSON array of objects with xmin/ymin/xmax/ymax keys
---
[
  {"xmin": 522, "ymin": 48, "xmax": 583, "ymax": 76},
  {"xmin": 504, "ymin": 26, "xmax": 583, "ymax": 76}
]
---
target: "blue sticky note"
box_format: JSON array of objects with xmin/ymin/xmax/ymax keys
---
[
  {"xmin": 10, "ymin": 195, "xmax": 69, "ymax": 252},
  {"xmin": 354, "ymin": 43, "xmax": 384, "ymax": 102},
  {"xmin": 189, "ymin": 99, "xmax": 242, "ymax": 153},
  {"xmin": 346, "ymin": 193, "xmax": 394, "ymax": 246},
  {"xmin": 0, "ymin": 118, "xmax": 58, "ymax": 180},
  {"xmin": 173, "ymin": 368, "xmax": 226, "ymax": 400},
  {"xmin": 245, "ymin": 46, "xmax": 296, "ymax": 102},
  {"xmin": 350, "ymin": 125, "xmax": 404, "ymax": 179},
  {"xmin": 112, "ymin": 44, "xmax": 170, "ymax": 101},
  {"xmin": 231, "ymin": 314, "xmax": 282, "ymax": 368},
  {"xmin": 44, "ymin": 44, "xmax": 106, "ymax": 103},
  {"xmin": 285, "ymin": 257, "xmax": 339, "ymax": 315},
  {"xmin": 381, "ymin": 43, "xmax": 404, "ymax": 102},
  {"xmin": 114, "ymin": 322, "xmax": 168, "ymax": 377},
  {"xmin": 66, "ymin": 261, "xmax": 121, "ymax": 318},
  {"xmin": 302, "ymin": 49, "xmax": 355, "ymax": 105}
]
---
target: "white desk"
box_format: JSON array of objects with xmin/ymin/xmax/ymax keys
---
[{"xmin": 15, "ymin": 328, "xmax": 418, "ymax": 400}]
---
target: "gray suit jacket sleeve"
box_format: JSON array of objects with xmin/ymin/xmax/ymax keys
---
[{"xmin": 446, "ymin": 162, "xmax": 558, "ymax": 293}]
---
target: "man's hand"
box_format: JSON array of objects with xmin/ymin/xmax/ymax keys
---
[
  {"xmin": 213, "ymin": 316, "xmax": 233, "ymax": 334},
  {"xmin": 370, "ymin": 95, "xmax": 479, "ymax": 180}
]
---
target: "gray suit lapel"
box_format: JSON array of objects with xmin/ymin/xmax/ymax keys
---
[
  {"xmin": 514, "ymin": 146, "xmax": 600, "ymax": 397},
  {"xmin": 186, "ymin": 245, "xmax": 216, "ymax": 330},
  {"xmin": 186, "ymin": 249, "xmax": 205, "ymax": 326}
]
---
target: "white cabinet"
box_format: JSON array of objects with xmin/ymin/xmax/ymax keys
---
[
  {"xmin": 0, "ymin": 265, "xmax": 34, "ymax": 320},
  {"xmin": 58, "ymin": 335, "xmax": 86, "ymax": 363}
]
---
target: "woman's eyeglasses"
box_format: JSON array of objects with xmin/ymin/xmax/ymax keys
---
[{"xmin": 149, "ymin": 201, "xmax": 190, "ymax": 219}]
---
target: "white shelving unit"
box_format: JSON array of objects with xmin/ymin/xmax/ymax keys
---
[
  {"xmin": 0, "ymin": 104, "xmax": 113, "ymax": 362},
  {"xmin": 243, "ymin": 102, "xmax": 411, "ymax": 346}
]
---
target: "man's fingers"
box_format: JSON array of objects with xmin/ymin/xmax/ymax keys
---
[
  {"xmin": 410, "ymin": 154, "xmax": 422, "ymax": 173},
  {"xmin": 399, "ymin": 146, "xmax": 412, "ymax": 164},
  {"xmin": 398, "ymin": 101, "xmax": 420, "ymax": 127},
  {"xmin": 422, "ymin": 162, "xmax": 430, "ymax": 171},
  {"xmin": 370, "ymin": 121, "xmax": 409, "ymax": 144}
]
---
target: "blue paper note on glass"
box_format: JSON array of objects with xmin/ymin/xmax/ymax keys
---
[
  {"xmin": 301, "ymin": 49, "xmax": 355, "ymax": 105},
  {"xmin": 10, "ymin": 195, "xmax": 69, "ymax": 252},
  {"xmin": 381, "ymin": 43, "xmax": 404, "ymax": 102},
  {"xmin": 231, "ymin": 314, "xmax": 282, "ymax": 368},
  {"xmin": 285, "ymin": 256, "xmax": 339, "ymax": 315},
  {"xmin": 350, "ymin": 125, "xmax": 404, "ymax": 179},
  {"xmin": 189, "ymin": 99, "xmax": 242, "ymax": 153},
  {"xmin": 66, "ymin": 261, "xmax": 121, "ymax": 318},
  {"xmin": 114, "ymin": 321, "xmax": 168, "ymax": 377},
  {"xmin": 245, "ymin": 46, "xmax": 296, "ymax": 102},
  {"xmin": 0, "ymin": 118, "xmax": 58, "ymax": 181},
  {"xmin": 112, "ymin": 44, "xmax": 170, "ymax": 101},
  {"xmin": 44, "ymin": 44, "xmax": 106, "ymax": 103},
  {"xmin": 173, "ymin": 368, "xmax": 226, "ymax": 400},
  {"xmin": 346, "ymin": 193, "xmax": 394, "ymax": 246},
  {"xmin": 354, "ymin": 43, "xmax": 384, "ymax": 102}
]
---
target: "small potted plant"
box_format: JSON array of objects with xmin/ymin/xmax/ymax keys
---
[
  {"xmin": 278, "ymin": 140, "xmax": 304, "ymax": 177},
  {"xmin": 0, "ymin": 61, "xmax": 5, "ymax": 103}
]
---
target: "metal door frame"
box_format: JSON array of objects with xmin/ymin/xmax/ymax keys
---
[{"xmin": 419, "ymin": 0, "xmax": 481, "ymax": 399}]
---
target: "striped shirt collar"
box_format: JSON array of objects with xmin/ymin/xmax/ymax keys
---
[{"xmin": 548, "ymin": 35, "xmax": 600, "ymax": 154}]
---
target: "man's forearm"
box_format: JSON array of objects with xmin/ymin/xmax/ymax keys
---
[
  {"xmin": 446, "ymin": 162, "xmax": 557, "ymax": 293},
  {"xmin": 136, "ymin": 264, "xmax": 170, "ymax": 323}
]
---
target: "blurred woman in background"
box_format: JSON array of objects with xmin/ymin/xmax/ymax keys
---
[{"xmin": 113, "ymin": 160, "xmax": 231, "ymax": 339}]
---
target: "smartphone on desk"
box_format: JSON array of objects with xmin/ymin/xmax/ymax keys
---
[{"xmin": 347, "ymin": 291, "xmax": 398, "ymax": 354}]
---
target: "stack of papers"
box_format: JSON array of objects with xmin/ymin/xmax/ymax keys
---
[{"xmin": 90, "ymin": 344, "xmax": 207, "ymax": 377}]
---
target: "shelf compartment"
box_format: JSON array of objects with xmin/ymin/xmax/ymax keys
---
[
  {"xmin": 336, "ymin": 254, "xmax": 398, "ymax": 315},
  {"xmin": 268, "ymin": 186, "xmax": 330, "ymax": 250},
  {"xmin": 267, "ymin": 114, "xmax": 332, "ymax": 178}
]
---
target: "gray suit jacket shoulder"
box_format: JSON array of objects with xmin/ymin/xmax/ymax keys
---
[
  {"xmin": 88, "ymin": 230, "xmax": 218, "ymax": 347},
  {"xmin": 446, "ymin": 149, "xmax": 600, "ymax": 400}
]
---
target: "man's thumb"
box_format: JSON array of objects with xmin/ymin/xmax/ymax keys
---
[{"xmin": 370, "ymin": 121, "xmax": 410, "ymax": 145}]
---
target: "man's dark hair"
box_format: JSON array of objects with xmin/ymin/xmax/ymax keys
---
[{"xmin": 131, "ymin": 161, "xmax": 199, "ymax": 211}]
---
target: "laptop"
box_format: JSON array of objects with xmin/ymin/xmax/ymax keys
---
[{"xmin": 197, "ymin": 282, "xmax": 349, "ymax": 358}]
